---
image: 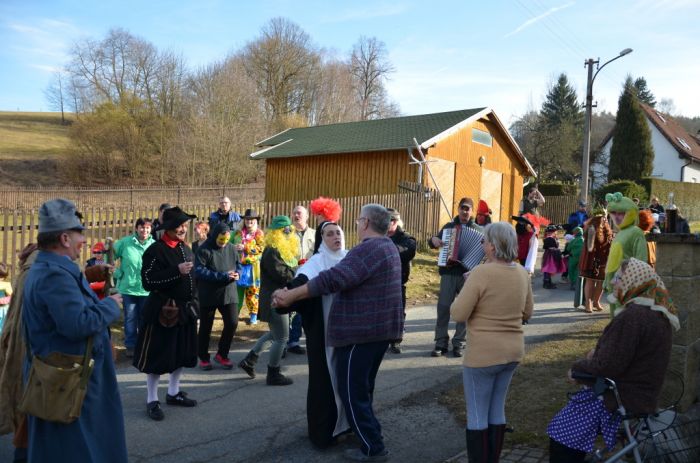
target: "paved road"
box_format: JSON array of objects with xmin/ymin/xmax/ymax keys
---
[{"xmin": 1, "ymin": 276, "xmax": 606, "ymax": 462}]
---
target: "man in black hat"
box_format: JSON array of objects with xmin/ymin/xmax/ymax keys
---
[{"xmin": 133, "ymin": 206, "xmax": 200, "ymax": 421}]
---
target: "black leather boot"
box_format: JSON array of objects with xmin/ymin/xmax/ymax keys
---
[
  {"xmin": 266, "ymin": 365, "xmax": 293, "ymax": 386},
  {"xmin": 465, "ymin": 429, "xmax": 489, "ymax": 463},
  {"xmin": 487, "ymin": 424, "xmax": 506, "ymax": 462},
  {"xmin": 238, "ymin": 351, "xmax": 258, "ymax": 378}
]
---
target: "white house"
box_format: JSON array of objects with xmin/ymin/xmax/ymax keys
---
[{"xmin": 593, "ymin": 104, "xmax": 700, "ymax": 189}]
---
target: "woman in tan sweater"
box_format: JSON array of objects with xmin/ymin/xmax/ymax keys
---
[{"xmin": 451, "ymin": 222, "xmax": 534, "ymax": 462}]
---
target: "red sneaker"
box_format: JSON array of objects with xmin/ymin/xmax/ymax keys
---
[
  {"xmin": 199, "ymin": 360, "xmax": 213, "ymax": 371},
  {"xmin": 214, "ymin": 354, "xmax": 233, "ymax": 370}
]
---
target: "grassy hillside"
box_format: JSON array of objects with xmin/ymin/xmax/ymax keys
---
[{"xmin": 0, "ymin": 111, "xmax": 73, "ymax": 186}]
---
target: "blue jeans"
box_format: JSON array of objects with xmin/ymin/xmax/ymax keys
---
[
  {"xmin": 462, "ymin": 362, "xmax": 519, "ymax": 430},
  {"xmin": 288, "ymin": 312, "xmax": 302, "ymax": 347},
  {"xmin": 335, "ymin": 340, "xmax": 390, "ymax": 457},
  {"xmin": 122, "ymin": 294, "xmax": 148, "ymax": 350}
]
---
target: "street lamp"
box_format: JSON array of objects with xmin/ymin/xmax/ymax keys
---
[{"xmin": 580, "ymin": 48, "xmax": 633, "ymax": 203}]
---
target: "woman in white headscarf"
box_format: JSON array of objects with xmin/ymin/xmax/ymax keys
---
[{"xmin": 276, "ymin": 221, "xmax": 350, "ymax": 449}]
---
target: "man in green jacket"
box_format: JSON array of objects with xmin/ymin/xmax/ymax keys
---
[{"xmin": 114, "ymin": 217, "xmax": 155, "ymax": 357}]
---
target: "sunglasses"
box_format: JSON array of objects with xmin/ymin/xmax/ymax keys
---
[{"xmin": 460, "ymin": 206, "xmax": 471, "ymax": 211}]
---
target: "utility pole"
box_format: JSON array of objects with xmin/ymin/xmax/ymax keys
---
[
  {"xmin": 579, "ymin": 48, "xmax": 633, "ymax": 204},
  {"xmin": 580, "ymin": 58, "xmax": 597, "ymax": 204}
]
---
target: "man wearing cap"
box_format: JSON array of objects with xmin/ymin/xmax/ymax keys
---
[
  {"xmin": 209, "ymin": 196, "xmax": 242, "ymax": 231},
  {"xmin": 133, "ymin": 206, "xmax": 199, "ymax": 421},
  {"xmin": 428, "ymin": 197, "xmax": 483, "ymax": 358},
  {"xmin": 231, "ymin": 209, "xmax": 264, "ymax": 324},
  {"xmin": 567, "ymin": 201, "xmax": 589, "ymax": 234},
  {"xmin": 22, "ymin": 198, "xmax": 127, "ymax": 462},
  {"xmin": 86, "ymin": 242, "xmax": 106, "ymax": 267}
]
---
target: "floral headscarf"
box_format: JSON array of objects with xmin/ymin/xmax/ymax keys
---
[{"xmin": 609, "ymin": 257, "xmax": 679, "ymax": 330}]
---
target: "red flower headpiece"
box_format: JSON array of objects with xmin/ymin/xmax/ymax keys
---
[{"xmin": 309, "ymin": 197, "xmax": 342, "ymax": 222}]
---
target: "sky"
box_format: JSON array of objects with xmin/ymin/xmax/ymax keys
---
[{"xmin": 1, "ymin": 0, "xmax": 699, "ymax": 127}]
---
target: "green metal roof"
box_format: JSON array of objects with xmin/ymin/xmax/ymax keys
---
[{"xmin": 251, "ymin": 108, "xmax": 487, "ymax": 159}]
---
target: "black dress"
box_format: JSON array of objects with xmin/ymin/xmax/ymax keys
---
[
  {"xmin": 133, "ymin": 240, "xmax": 198, "ymax": 374},
  {"xmin": 285, "ymin": 274, "xmax": 346, "ymax": 449}
]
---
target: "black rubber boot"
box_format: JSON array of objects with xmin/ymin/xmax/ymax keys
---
[
  {"xmin": 266, "ymin": 365, "xmax": 293, "ymax": 386},
  {"xmin": 238, "ymin": 351, "xmax": 258, "ymax": 378},
  {"xmin": 465, "ymin": 429, "xmax": 489, "ymax": 463},
  {"xmin": 487, "ymin": 424, "xmax": 506, "ymax": 462}
]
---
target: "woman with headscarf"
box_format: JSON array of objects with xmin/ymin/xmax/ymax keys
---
[
  {"xmin": 276, "ymin": 221, "xmax": 351, "ymax": 449},
  {"xmin": 133, "ymin": 206, "xmax": 199, "ymax": 421},
  {"xmin": 547, "ymin": 258, "xmax": 678, "ymax": 462},
  {"xmin": 238, "ymin": 216, "xmax": 299, "ymax": 386}
]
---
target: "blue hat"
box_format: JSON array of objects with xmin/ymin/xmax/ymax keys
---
[{"xmin": 39, "ymin": 199, "xmax": 84, "ymax": 233}]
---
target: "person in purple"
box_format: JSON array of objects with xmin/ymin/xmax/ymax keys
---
[{"xmin": 272, "ymin": 203, "xmax": 403, "ymax": 462}]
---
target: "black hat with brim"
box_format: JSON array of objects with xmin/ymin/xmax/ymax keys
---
[
  {"xmin": 242, "ymin": 209, "xmax": 260, "ymax": 220},
  {"xmin": 511, "ymin": 215, "xmax": 534, "ymax": 228},
  {"xmin": 158, "ymin": 206, "xmax": 197, "ymax": 231}
]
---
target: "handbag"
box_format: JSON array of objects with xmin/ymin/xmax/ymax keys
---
[
  {"xmin": 158, "ymin": 298, "xmax": 179, "ymax": 327},
  {"xmin": 237, "ymin": 264, "xmax": 253, "ymax": 287},
  {"xmin": 18, "ymin": 336, "xmax": 94, "ymax": 424}
]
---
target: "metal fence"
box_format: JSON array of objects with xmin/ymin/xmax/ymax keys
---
[
  {"xmin": 0, "ymin": 189, "xmax": 440, "ymax": 280},
  {"xmin": 0, "ymin": 185, "xmax": 265, "ymax": 209}
]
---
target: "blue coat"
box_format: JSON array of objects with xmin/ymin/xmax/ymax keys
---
[{"xmin": 22, "ymin": 251, "xmax": 127, "ymax": 463}]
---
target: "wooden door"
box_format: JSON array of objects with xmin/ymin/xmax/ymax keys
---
[
  {"xmin": 481, "ymin": 169, "xmax": 503, "ymax": 220},
  {"xmin": 425, "ymin": 156, "xmax": 455, "ymax": 225}
]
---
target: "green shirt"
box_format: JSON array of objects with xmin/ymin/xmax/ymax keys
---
[{"xmin": 113, "ymin": 233, "xmax": 155, "ymax": 296}]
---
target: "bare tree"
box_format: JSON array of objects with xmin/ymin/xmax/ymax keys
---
[
  {"xmin": 242, "ymin": 18, "xmax": 320, "ymax": 126},
  {"xmin": 350, "ymin": 36, "xmax": 397, "ymax": 120},
  {"xmin": 657, "ymin": 98, "xmax": 676, "ymax": 115},
  {"xmin": 44, "ymin": 71, "xmax": 67, "ymax": 124}
]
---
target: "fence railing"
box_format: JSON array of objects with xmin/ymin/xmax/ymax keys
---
[
  {"xmin": 539, "ymin": 195, "xmax": 579, "ymax": 225},
  {"xmin": 0, "ymin": 189, "xmax": 440, "ymax": 280},
  {"xmin": 0, "ymin": 185, "xmax": 264, "ymax": 209}
]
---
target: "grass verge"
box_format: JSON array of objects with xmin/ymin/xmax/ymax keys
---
[{"xmin": 438, "ymin": 318, "xmax": 609, "ymax": 449}]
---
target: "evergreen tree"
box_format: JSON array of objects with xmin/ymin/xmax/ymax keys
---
[
  {"xmin": 608, "ymin": 77, "xmax": 654, "ymax": 182},
  {"xmin": 633, "ymin": 77, "xmax": 656, "ymax": 107},
  {"xmin": 541, "ymin": 73, "xmax": 583, "ymax": 127}
]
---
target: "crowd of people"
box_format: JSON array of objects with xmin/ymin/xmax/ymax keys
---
[{"xmin": 0, "ymin": 188, "xmax": 686, "ymax": 462}]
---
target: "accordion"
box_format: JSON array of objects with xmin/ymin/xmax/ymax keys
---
[{"xmin": 437, "ymin": 225, "xmax": 485, "ymax": 270}]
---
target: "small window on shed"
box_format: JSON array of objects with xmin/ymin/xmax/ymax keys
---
[{"xmin": 472, "ymin": 128, "xmax": 493, "ymax": 147}]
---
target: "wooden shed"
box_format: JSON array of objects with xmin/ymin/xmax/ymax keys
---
[{"xmin": 251, "ymin": 108, "xmax": 535, "ymax": 223}]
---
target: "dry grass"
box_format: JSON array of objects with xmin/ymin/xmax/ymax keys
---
[
  {"xmin": 406, "ymin": 249, "xmax": 441, "ymax": 305},
  {"xmin": 439, "ymin": 318, "xmax": 609, "ymax": 449},
  {"xmin": 0, "ymin": 111, "xmax": 73, "ymax": 186}
]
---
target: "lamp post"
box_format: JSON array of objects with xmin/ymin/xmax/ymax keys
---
[{"xmin": 580, "ymin": 48, "xmax": 633, "ymax": 203}]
